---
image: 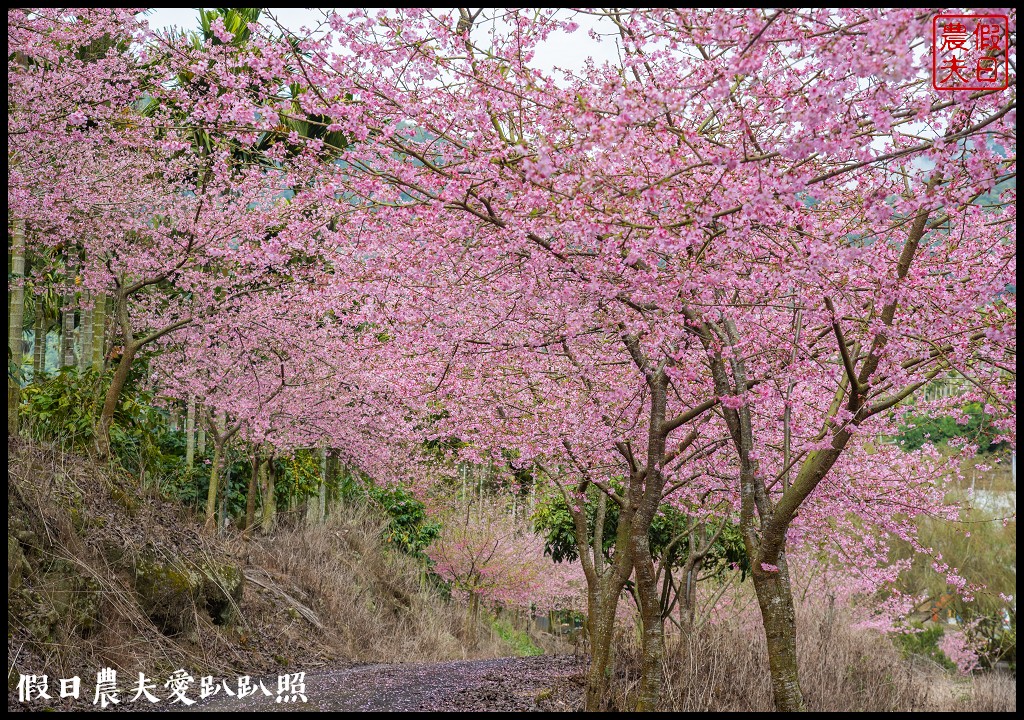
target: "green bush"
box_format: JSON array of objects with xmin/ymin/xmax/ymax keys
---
[
  {"xmin": 273, "ymin": 450, "xmax": 324, "ymax": 510},
  {"xmin": 533, "ymin": 486, "xmax": 748, "ymax": 578},
  {"xmin": 894, "ymin": 624, "xmax": 957, "ymax": 671},
  {"xmin": 20, "ymin": 368, "xmax": 103, "ymax": 447},
  {"xmin": 896, "ymin": 402, "xmax": 1003, "ymax": 452},
  {"xmin": 367, "ymin": 483, "xmax": 440, "ymax": 561},
  {"xmin": 338, "ymin": 472, "xmax": 440, "ymax": 561},
  {"xmin": 488, "ymin": 614, "xmax": 543, "ymax": 656},
  {"xmin": 20, "ymin": 366, "xmax": 196, "ymax": 496}
]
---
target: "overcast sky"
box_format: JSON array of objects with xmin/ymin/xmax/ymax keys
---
[{"xmin": 143, "ymin": 8, "xmax": 624, "ymax": 75}]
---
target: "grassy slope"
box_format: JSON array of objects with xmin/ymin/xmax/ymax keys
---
[{"xmin": 7, "ymin": 438, "xmax": 516, "ymax": 711}]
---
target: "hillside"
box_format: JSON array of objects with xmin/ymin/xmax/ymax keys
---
[{"xmin": 7, "ymin": 438, "xmax": 521, "ymax": 712}]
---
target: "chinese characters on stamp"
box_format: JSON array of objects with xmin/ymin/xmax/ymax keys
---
[{"xmin": 932, "ymin": 14, "xmax": 1009, "ymax": 91}]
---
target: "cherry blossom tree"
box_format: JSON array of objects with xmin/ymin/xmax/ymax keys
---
[
  {"xmin": 8, "ymin": 7, "xmax": 1015, "ymax": 712},
  {"xmin": 429, "ymin": 500, "xmax": 583, "ymax": 642},
  {"xmin": 265, "ymin": 8, "xmax": 1014, "ymax": 709},
  {"xmin": 8, "ymin": 8, "xmax": 353, "ymax": 460}
]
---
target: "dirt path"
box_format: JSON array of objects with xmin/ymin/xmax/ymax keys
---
[{"xmin": 190, "ymin": 656, "xmax": 583, "ymax": 712}]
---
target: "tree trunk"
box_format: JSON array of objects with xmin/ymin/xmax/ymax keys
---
[
  {"xmin": 305, "ymin": 447, "xmax": 328, "ymax": 524},
  {"xmin": 572, "ymin": 482, "xmax": 636, "ymax": 712},
  {"xmin": 245, "ymin": 450, "xmax": 259, "ymax": 531},
  {"xmin": 78, "ymin": 291, "xmax": 92, "ymax": 375},
  {"xmin": 96, "ymin": 342, "xmax": 137, "ymax": 459},
  {"xmin": 707, "ymin": 324, "xmax": 807, "ymax": 712},
  {"xmin": 8, "ymin": 218, "xmax": 26, "ymax": 435},
  {"xmin": 632, "ymin": 370, "xmax": 670, "ymax": 711},
  {"xmin": 584, "ymin": 586, "xmax": 620, "ymax": 712},
  {"xmin": 582, "ymin": 514, "xmax": 635, "ymax": 712},
  {"xmin": 61, "ymin": 284, "xmax": 75, "ymax": 369},
  {"xmin": 752, "ymin": 553, "xmax": 805, "ymax": 712},
  {"xmin": 678, "ymin": 571, "xmax": 689, "ymax": 630},
  {"xmin": 185, "ymin": 394, "xmax": 195, "ymax": 468},
  {"xmin": 326, "ymin": 450, "xmax": 339, "ymax": 510},
  {"xmin": 205, "ymin": 439, "xmax": 222, "ymax": 531},
  {"xmin": 259, "ymin": 456, "xmax": 276, "ymax": 533},
  {"xmin": 318, "ymin": 447, "xmax": 327, "ymax": 519},
  {"xmin": 632, "ymin": 530, "xmax": 665, "ymax": 711},
  {"xmin": 219, "ymin": 459, "xmax": 229, "ymax": 533},
  {"xmin": 680, "ymin": 557, "xmax": 701, "ymax": 628},
  {"xmin": 204, "ymin": 413, "xmax": 226, "ymax": 531},
  {"xmin": 91, "ymin": 293, "xmax": 106, "ymax": 372},
  {"xmin": 465, "ymin": 591, "xmax": 480, "ymax": 646},
  {"xmin": 32, "ymin": 310, "xmax": 45, "ymax": 380},
  {"xmin": 197, "ymin": 411, "xmax": 206, "ymax": 455}
]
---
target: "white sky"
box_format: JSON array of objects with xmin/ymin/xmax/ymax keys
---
[
  {"xmin": 143, "ymin": 8, "xmax": 623, "ymax": 74},
  {"xmin": 140, "ymin": 7, "xmax": 947, "ymax": 151}
]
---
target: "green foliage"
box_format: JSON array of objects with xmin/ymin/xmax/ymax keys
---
[
  {"xmin": 533, "ymin": 488, "xmax": 748, "ymax": 578},
  {"xmin": 224, "ymin": 452, "xmax": 255, "ymax": 518},
  {"xmin": 160, "ymin": 462, "xmax": 207, "ymax": 508},
  {"xmin": 108, "ymin": 388, "xmax": 177, "ymax": 480},
  {"xmin": 338, "ymin": 472, "xmax": 440, "ymax": 561},
  {"xmin": 531, "ymin": 487, "xmax": 608, "ymax": 563},
  {"xmin": 367, "ymin": 483, "xmax": 441, "ymax": 561},
  {"xmin": 20, "ymin": 369, "xmax": 102, "ymax": 446},
  {"xmin": 488, "ymin": 614, "xmax": 543, "ymax": 657},
  {"xmin": 17, "ymin": 358, "xmax": 439, "ymax": 552},
  {"xmin": 273, "ymin": 450, "xmax": 323, "ymax": 508},
  {"xmin": 649, "ymin": 505, "xmax": 749, "ymax": 578},
  {"xmin": 9, "ymin": 350, "xmax": 25, "ymax": 383},
  {"xmin": 20, "ymin": 365, "xmax": 192, "ymax": 493},
  {"xmin": 896, "ymin": 402, "xmax": 1003, "ymax": 452},
  {"xmin": 894, "ymin": 624, "xmax": 956, "ymax": 671},
  {"xmin": 197, "ymin": 8, "xmax": 262, "ymax": 46}
]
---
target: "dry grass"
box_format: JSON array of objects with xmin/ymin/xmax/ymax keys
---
[
  {"xmin": 610, "ymin": 601, "xmax": 1016, "ymax": 712},
  {"xmin": 965, "ymin": 672, "xmax": 1017, "ymax": 712},
  {"xmin": 7, "ymin": 438, "xmax": 224, "ymax": 686},
  {"xmin": 7, "ymin": 438, "xmax": 511, "ymax": 712},
  {"xmin": 246, "ymin": 505, "xmax": 511, "ymax": 663}
]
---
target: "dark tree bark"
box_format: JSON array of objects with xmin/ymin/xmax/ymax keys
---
[
  {"xmin": 95, "ymin": 289, "xmax": 191, "ymax": 460},
  {"xmin": 245, "ymin": 446, "xmax": 259, "ymax": 532}
]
